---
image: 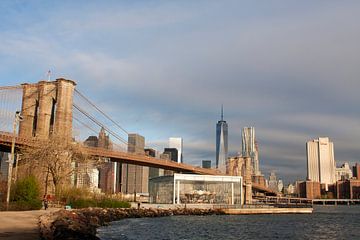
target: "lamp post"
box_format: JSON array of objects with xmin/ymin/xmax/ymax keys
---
[{"xmin": 6, "ymin": 111, "xmax": 23, "ymax": 209}]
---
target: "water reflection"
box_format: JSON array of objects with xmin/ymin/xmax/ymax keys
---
[{"xmin": 97, "ymin": 206, "xmax": 360, "ymax": 240}]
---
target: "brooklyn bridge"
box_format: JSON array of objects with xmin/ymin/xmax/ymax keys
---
[{"xmin": 0, "ymin": 78, "xmax": 275, "ymax": 196}]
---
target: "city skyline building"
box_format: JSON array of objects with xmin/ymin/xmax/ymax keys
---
[
  {"xmin": 121, "ymin": 133, "xmax": 149, "ymax": 194},
  {"xmin": 335, "ymin": 163, "xmax": 353, "ymax": 181},
  {"xmin": 241, "ymin": 127, "xmax": 261, "ymax": 176},
  {"xmin": 216, "ymin": 105, "xmax": 228, "ymax": 173},
  {"xmin": 83, "ymin": 127, "xmax": 115, "ymax": 193},
  {"xmin": 169, "ymin": 137, "xmax": 183, "ymax": 163},
  {"xmin": 306, "ymin": 137, "xmax": 336, "ymax": 187},
  {"xmin": 268, "ymin": 171, "xmax": 279, "ymax": 192},
  {"xmin": 163, "ymin": 148, "xmax": 178, "ymax": 162},
  {"xmin": 353, "ymin": 163, "xmax": 360, "ymax": 179},
  {"xmin": 202, "ymin": 160, "xmax": 212, "ymax": 169}
]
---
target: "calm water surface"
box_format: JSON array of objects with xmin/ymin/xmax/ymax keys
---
[{"xmin": 97, "ymin": 206, "xmax": 360, "ymax": 240}]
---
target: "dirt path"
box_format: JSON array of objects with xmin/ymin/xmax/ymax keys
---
[{"xmin": 0, "ymin": 209, "xmax": 58, "ymax": 240}]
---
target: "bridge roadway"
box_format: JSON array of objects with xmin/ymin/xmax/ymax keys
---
[{"xmin": 0, "ymin": 131, "xmax": 275, "ymax": 194}]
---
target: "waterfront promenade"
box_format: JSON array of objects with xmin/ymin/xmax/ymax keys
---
[{"xmin": 0, "ymin": 208, "xmax": 59, "ymax": 240}]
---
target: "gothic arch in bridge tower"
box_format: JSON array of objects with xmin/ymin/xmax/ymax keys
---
[{"xmin": 18, "ymin": 78, "xmax": 76, "ymax": 140}]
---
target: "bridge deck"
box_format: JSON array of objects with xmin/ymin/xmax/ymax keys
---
[{"xmin": 0, "ymin": 132, "xmax": 275, "ymax": 194}]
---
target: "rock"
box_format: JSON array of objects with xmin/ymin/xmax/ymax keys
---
[{"xmin": 39, "ymin": 207, "xmax": 220, "ymax": 239}]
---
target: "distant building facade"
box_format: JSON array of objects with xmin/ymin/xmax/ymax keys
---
[
  {"xmin": 83, "ymin": 127, "xmax": 115, "ymax": 193},
  {"xmin": 216, "ymin": 106, "xmax": 228, "ymax": 173},
  {"xmin": 285, "ymin": 184, "xmax": 295, "ymax": 195},
  {"xmin": 121, "ymin": 133, "xmax": 149, "ymax": 194},
  {"xmin": 268, "ymin": 172, "xmax": 279, "ymax": 193},
  {"xmin": 335, "ymin": 163, "xmax": 353, "ymax": 181},
  {"xmin": 146, "ymin": 148, "xmax": 164, "ymax": 179},
  {"xmin": 353, "ymin": 163, "xmax": 360, "ymax": 179},
  {"xmin": 299, "ymin": 181, "xmax": 321, "ymax": 199},
  {"xmin": 169, "ymin": 137, "xmax": 183, "ymax": 163},
  {"xmin": 163, "ymin": 148, "xmax": 178, "ymax": 162},
  {"xmin": 306, "ymin": 137, "xmax": 336, "ymax": 186},
  {"xmin": 242, "ymin": 127, "xmax": 261, "ymax": 176},
  {"xmin": 336, "ymin": 179, "xmax": 360, "ymax": 199},
  {"xmin": 202, "ymin": 160, "xmax": 212, "ymax": 169}
]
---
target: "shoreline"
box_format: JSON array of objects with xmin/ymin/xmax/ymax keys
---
[{"xmin": 39, "ymin": 207, "xmax": 224, "ymax": 240}]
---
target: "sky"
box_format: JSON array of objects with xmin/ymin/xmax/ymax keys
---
[{"xmin": 1, "ymin": 1, "xmax": 360, "ymax": 183}]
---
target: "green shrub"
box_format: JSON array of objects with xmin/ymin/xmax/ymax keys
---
[{"xmin": 8, "ymin": 175, "xmax": 42, "ymax": 210}]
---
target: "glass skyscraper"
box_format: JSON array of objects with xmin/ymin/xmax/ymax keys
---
[{"xmin": 216, "ymin": 106, "xmax": 228, "ymax": 173}]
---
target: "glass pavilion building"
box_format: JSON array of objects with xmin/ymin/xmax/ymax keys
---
[{"xmin": 149, "ymin": 173, "xmax": 243, "ymax": 205}]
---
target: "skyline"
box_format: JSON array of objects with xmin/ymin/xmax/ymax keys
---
[{"xmin": 1, "ymin": 1, "xmax": 360, "ymax": 183}]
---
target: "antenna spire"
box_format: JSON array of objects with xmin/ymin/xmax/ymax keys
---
[
  {"xmin": 47, "ymin": 70, "xmax": 51, "ymax": 81},
  {"xmin": 221, "ymin": 104, "xmax": 224, "ymax": 121}
]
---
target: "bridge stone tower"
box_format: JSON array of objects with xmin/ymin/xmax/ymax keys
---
[{"xmin": 19, "ymin": 78, "xmax": 76, "ymax": 140}]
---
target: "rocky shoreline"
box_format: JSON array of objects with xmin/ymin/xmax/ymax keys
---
[{"xmin": 39, "ymin": 207, "xmax": 224, "ymax": 239}]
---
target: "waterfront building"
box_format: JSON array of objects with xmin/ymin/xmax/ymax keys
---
[
  {"xmin": 149, "ymin": 173, "xmax": 243, "ymax": 205},
  {"xmin": 336, "ymin": 179, "xmax": 360, "ymax": 199},
  {"xmin": 121, "ymin": 133, "xmax": 149, "ymax": 194},
  {"xmin": 299, "ymin": 181, "xmax": 321, "ymax": 199},
  {"xmin": 241, "ymin": 127, "xmax": 261, "ymax": 176},
  {"xmin": 353, "ymin": 163, "xmax": 360, "ymax": 179},
  {"xmin": 202, "ymin": 160, "xmax": 211, "ymax": 169},
  {"xmin": 306, "ymin": 137, "xmax": 336, "ymax": 187},
  {"xmin": 335, "ymin": 163, "xmax": 353, "ymax": 181},
  {"xmin": 216, "ymin": 106, "xmax": 228, "ymax": 173},
  {"xmin": 169, "ymin": 137, "xmax": 183, "ymax": 163}
]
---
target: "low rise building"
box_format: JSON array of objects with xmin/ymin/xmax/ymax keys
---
[{"xmin": 149, "ymin": 173, "xmax": 243, "ymax": 205}]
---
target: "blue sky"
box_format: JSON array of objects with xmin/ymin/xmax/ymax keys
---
[{"xmin": 1, "ymin": 1, "xmax": 360, "ymax": 183}]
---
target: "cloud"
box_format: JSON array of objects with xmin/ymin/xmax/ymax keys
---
[{"xmin": 1, "ymin": 1, "xmax": 360, "ymax": 184}]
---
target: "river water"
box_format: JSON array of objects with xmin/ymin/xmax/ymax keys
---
[{"xmin": 97, "ymin": 206, "xmax": 360, "ymax": 240}]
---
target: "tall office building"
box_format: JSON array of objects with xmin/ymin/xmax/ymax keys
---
[
  {"xmin": 169, "ymin": 137, "xmax": 183, "ymax": 163},
  {"xmin": 164, "ymin": 148, "xmax": 178, "ymax": 162},
  {"xmin": 83, "ymin": 128, "xmax": 115, "ymax": 193},
  {"xmin": 216, "ymin": 106, "xmax": 228, "ymax": 173},
  {"xmin": 306, "ymin": 137, "xmax": 336, "ymax": 186},
  {"xmin": 121, "ymin": 133, "xmax": 149, "ymax": 194},
  {"xmin": 241, "ymin": 127, "xmax": 261, "ymax": 176}
]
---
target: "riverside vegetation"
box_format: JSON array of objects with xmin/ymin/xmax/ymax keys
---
[{"xmin": 1, "ymin": 176, "xmax": 130, "ymax": 211}]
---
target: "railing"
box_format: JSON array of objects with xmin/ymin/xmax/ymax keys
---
[{"xmin": 214, "ymin": 202, "xmax": 312, "ymax": 209}]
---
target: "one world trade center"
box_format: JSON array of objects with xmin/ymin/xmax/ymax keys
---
[{"xmin": 216, "ymin": 106, "xmax": 228, "ymax": 173}]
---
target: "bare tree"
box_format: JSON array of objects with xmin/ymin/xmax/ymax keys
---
[{"xmin": 18, "ymin": 136, "xmax": 90, "ymax": 197}]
